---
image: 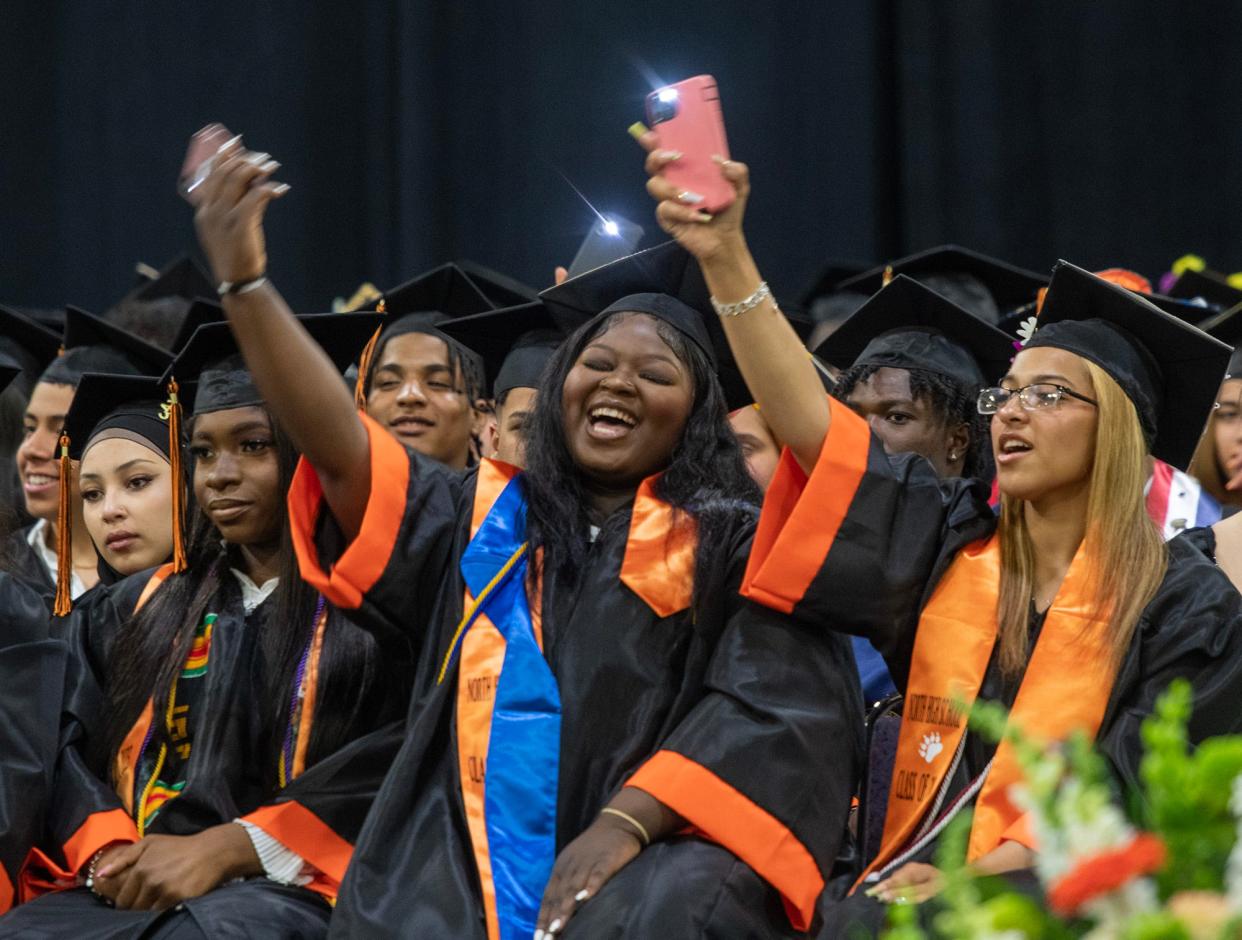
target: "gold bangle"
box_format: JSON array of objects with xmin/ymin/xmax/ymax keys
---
[{"xmin": 600, "ymin": 807, "xmax": 651, "ymax": 846}]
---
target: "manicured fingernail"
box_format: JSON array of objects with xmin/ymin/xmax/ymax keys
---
[
  {"xmin": 548, "ymin": 919, "xmax": 563, "ymax": 934},
  {"xmin": 260, "ymin": 160, "xmax": 281, "ymax": 173},
  {"xmin": 534, "ymin": 931, "xmax": 545, "ymax": 940},
  {"xmin": 678, "ymin": 190, "xmax": 705, "ymax": 204},
  {"xmin": 574, "ymin": 889, "xmax": 590, "ymax": 902},
  {"xmin": 217, "ymin": 134, "xmax": 242, "ymax": 154},
  {"xmin": 273, "ymin": 183, "xmax": 291, "ymax": 194},
  {"xmin": 659, "ymin": 150, "xmax": 683, "ymax": 161},
  {"xmin": 246, "ymin": 151, "xmax": 271, "ymax": 166},
  {"xmin": 694, "ymin": 212, "xmax": 713, "ymax": 222},
  {"xmin": 627, "ymin": 122, "xmax": 649, "ymax": 140}
]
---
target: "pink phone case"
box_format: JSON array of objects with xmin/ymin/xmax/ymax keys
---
[{"xmin": 646, "ymin": 75, "xmax": 733, "ymax": 214}]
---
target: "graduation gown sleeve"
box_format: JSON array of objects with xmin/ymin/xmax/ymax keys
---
[
  {"xmin": 288, "ymin": 412, "xmax": 464, "ymax": 652},
  {"xmin": 628, "ymin": 530, "xmax": 866, "ymax": 931},
  {"xmin": 239, "ymin": 718, "xmax": 406, "ymax": 898},
  {"xmin": 741, "ymin": 398, "xmax": 994, "ymax": 682},
  {"xmin": 1098, "ymin": 533, "xmax": 1242, "ymax": 793}
]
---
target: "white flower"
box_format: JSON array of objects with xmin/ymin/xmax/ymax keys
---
[{"xmin": 1015, "ymin": 316, "xmax": 1038, "ymax": 346}]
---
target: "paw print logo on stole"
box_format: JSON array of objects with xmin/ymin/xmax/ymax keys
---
[{"xmin": 918, "ymin": 732, "xmax": 943, "ymax": 764}]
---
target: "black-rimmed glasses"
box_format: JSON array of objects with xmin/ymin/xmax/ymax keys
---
[{"xmin": 976, "ymin": 383, "xmax": 1099, "ymax": 415}]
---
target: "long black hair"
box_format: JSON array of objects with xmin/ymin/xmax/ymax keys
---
[
  {"xmin": 523, "ymin": 311, "xmax": 761, "ymax": 607},
  {"xmin": 95, "ymin": 406, "xmax": 405, "ymax": 790},
  {"xmin": 832, "ymin": 362, "xmax": 994, "ymax": 480}
]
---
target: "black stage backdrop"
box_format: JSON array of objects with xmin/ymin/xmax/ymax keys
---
[{"xmin": 3, "ymin": 1, "xmax": 1241, "ymax": 314}]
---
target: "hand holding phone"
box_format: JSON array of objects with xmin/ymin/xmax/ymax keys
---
[
  {"xmin": 179, "ymin": 123, "xmax": 235, "ymax": 203},
  {"xmin": 645, "ymin": 76, "xmax": 733, "ymax": 214}
]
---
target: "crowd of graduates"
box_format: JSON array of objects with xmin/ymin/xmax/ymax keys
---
[{"xmin": 0, "ymin": 128, "xmax": 1239, "ymax": 939}]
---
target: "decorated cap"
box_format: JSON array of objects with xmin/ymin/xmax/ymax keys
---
[
  {"xmin": 61, "ymin": 373, "xmax": 171, "ymax": 462},
  {"xmin": 1024, "ymin": 261, "xmax": 1230, "ymax": 469},
  {"xmin": 1168, "ymin": 269, "xmax": 1242, "ymax": 313},
  {"xmin": 39, "ymin": 306, "xmax": 173, "ymax": 387},
  {"xmin": 813, "ymin": 275, "xmax": 1015, "ymax": 386}
]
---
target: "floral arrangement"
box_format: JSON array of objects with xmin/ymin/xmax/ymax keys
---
[{"xmin": 882, "ymin": 680, "xmax": 1242, "ymax": 939}]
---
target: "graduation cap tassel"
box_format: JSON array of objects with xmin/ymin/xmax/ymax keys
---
[
  {"xmin": 52, "ymin": 434, "xmax": 73, "ymax": 616},
  {"xmin": 166, "ymin": 379, "xmax": 188, "ymax": 573},
  {"xmin": 353, "ymin": 297, "xmax": 387, "ymax": 410}
]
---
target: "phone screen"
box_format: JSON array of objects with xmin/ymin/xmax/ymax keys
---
[{"xmin": 567, "ymin": 216, "xmax": 644, "ymax": 278}]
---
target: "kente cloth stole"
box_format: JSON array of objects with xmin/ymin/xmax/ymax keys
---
[{"xmin": 859, "ymin": 534, "xmax": 1116, "ymax": 885}]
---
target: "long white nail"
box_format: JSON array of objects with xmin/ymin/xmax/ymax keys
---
[
  {"xmin": 259, "ymin": 160, "xmax": 281, "ymax": 173},
  {"xmin": 678, "ymin": 190, "xmax": 705, "ymax": 204},
  {"xmin": 217, "ymin": 134, "xmax": 243, "ymax": 154},
  {"xmin": 534, "ymin": 931, "xmax": 545, "ymax": 940},
  {"xmin": 272, "ymin": 183, "xmax": 291, "ymax": 195},
  {"xmin": 548, "ymin": 919, "xmax": 563, "ymax": 934},
  {"xmin": 246, "ymin": 151, "xmax": 271, "ymax": 167},
  {"xmin": 574, "ymin": 889, "xmax": 590, "ymax": 902}
]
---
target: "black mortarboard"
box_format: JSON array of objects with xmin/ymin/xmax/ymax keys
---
[
  {"xmin": 0, "ymin": 304, "xmax": 63, "ymax": 383},
  {"xmin": 61, "ymin": 373, "xmax": 171, "ymax": 461},
  {"xmin": 1138, "ymin": 291, "xmax": 1216, "ymax": 327},
  {"xmin": 439, "ymin": 301, "xmax": 567, "ymax": 398},
  {"xmin": 128, "ymin": 256, "xmax": 215, "ymax": 304},
  {"xmin": 813, "ymin": 275, "xmax": 1015, "ymax": 387},
  {"xmin": 168, "ymin": 313, "xmax": 385, "ymax": 416},
  {"xmin": 0, "ymin": 354, "xmax": 22, "ymax": 399},
  {"xmin": 367, "ymin": 263, "xmax": 497, "ymax": 319},
  {"xmin": 1196, "ymin": 304, "xmax": 1242, "ymax": 379},
  {"xmin": 800, "ymin": 259, "xmax": 872, "ymax": 306},
  {"xmin": 1168, "ymin": 269, "xmax": 1242, "ymax": 313},
  {"xmin": 837, "ymin": 245, "xmax": 1048, "ymax": 326},
  {"xmin": 168, "ymin": 298, "xmax": 226, "ymax": 354},
  {"xmin": 40, "ymin": 306, "xmax": 172, "ymax": 387},
  {"xmin": 455, "ymin": 260, "xmax": 540, "ymax": 308},
  {"xmin": 1025, "ymin": 261, "xmax": 1230, "ymax": 469},
  {"xmin": 542, "ymin": 241, "xmax": 813, "ymax": 411}
]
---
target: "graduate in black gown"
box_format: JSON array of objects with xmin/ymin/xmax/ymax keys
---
[
  {"xmin": 6, "ymin": 307, "xmax": 171, "ymax": 609},
  {"xmin": 1, "ymin": 313, "xmax": 413, "ymax": 938},
  {"xmin": 189, "ymin": 138, "xmax": 863, "ymax": 940},
  {"xmin": 641, "ymin": 143, "xmax": 1242, "ymax": 937}
]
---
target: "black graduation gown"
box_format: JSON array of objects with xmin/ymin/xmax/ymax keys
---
[
  {"xmin": 1, "ymin": 523, "xmax": 54, "ymax": 603},
  {"xmin": 1, "ymin": 566, "xmax": 411, "ymax": 937},
  {"xmin": 292, "ymin": 416, "xmax": 864, "ymax": 939},
  {"xmin": 0, "ymin": 571, "xmax": 63, "ymax": 912},
  {"xmin": 737, "ymin": 404, "xmax": 1242, "ymax": 938}
]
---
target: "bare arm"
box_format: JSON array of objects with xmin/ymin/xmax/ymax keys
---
[
  {"xmin": 192, "ymin": 141, "xmax": 370, "ymax": 536},
  {"xmin": 641, "ymin": 135, "xmax": 830, "ymax": 471}
]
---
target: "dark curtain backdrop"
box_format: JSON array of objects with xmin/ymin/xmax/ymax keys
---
[{"xmin": 3, "ymin": 1, "xmax": 1241, "ymax": 315}]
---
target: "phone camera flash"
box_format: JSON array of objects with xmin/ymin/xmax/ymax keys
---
[
  {"xmin": 602, "ymin": 219, "xmax": 621, "ymax": 237},
  {"xmin": 656, "ymin": 88, "xmax": 679, "ymax": 103}
]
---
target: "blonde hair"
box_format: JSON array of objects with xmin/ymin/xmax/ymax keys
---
[{"xmin": 996, "ymin": 361, "xmax": 1167, "ymax": 677}]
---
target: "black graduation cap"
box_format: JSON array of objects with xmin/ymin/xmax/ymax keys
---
[
  {"xmin": 366, "ymin": 263, "xmax": 497, "ymax": 319},
  {"xmin": 837, "ymin": 245, "xmax": 1048, "ymax": 326},
  {"xmin": 1195, "ymin": 304, "xmax": 1242, "ymax": 379},
  {"xmin": 1026, "ymin": 260, "xmax": 1231, "ymax": 470},
  {"xmin": 813, "ymin": 275, "xmax": 1016, "ymax": 387},
  {"xmin": 456, "ymin": 259, "xmax": 540, "ymax": 308},
  {"xmin": 40, "ymin": 306, "xmax": 172, "ymax": 387},
  {"xmin": 167, "ymin": 312, "xmax": 385, "ymax": 416},
  {"xmin": 0, "ymin": 354, "xmax": 22, "ymax": 399},
  {"xmin": 1138, "ymin": 291, "xmax": 1217, "ymax": 328},
  {"xmin": 800, "ymin": 258, "xmax": 872, "ymax": 306},
  {"xmin": 128, "ymin": 255, "xmax": 216, "ymax": 304},
  {"xmin": 61, "ymin": 373, "xmax": 170, "ymax": 461},
  {"xmin": 1168, "ymin": 269, "xmax": 1242, "ymax": 312},
  {"xmin": 0, "ymin": 304, "xmax": 63, "ymax": 383},
  {"xmin": 168, "ymin": 298, "xmax": 226, "ymax": 354},
  {"xmin": 438, "ymin": 301, "xmax": 567, "ymax": 398},
  {"xmin": 541, "ymin": 241, "xmax": 815, "ymax": 411}
]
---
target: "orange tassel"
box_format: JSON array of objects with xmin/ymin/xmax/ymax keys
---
[
  {"xmin": 353, "ymin": 296, "xmax": 387, "ymax": 410},
  {"xmin": 166, "ymin": 379, "xmax": 188, "ymax": 573},
  {"xmin": 52, "ymin": 433, "xmax": 73, "ymax": 616}
]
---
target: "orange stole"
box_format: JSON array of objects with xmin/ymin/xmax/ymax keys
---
[
  {"xmin": 860, "ymin": 534, "xmax": 1115, "ymax": 885},
  {"xmin": 455, "ymin": 461, "xmax": 698, "ymax": 940}
]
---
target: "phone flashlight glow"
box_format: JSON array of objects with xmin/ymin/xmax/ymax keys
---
[
  {"xmin": 656, "ymin": 88, "xmax": 679, "ymax": 103},
  {"xmin": 601, "ymin": 219, "xmax": 621, "ymax": 236}
]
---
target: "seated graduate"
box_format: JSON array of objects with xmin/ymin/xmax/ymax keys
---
[
  {"xmin": 189, "ymin": 138, "xmax": 863, "ymax": 940},
  {"xmin": 641, "ymin": 142, "xmax": 1242, "ymax": 936},
  {"xmin": 440, "ymin": 300, "xmax": 568, "ymax": 468},
  {"xmin": 351, "ymin": 264, "xmax": 495, "ymax": 468},
  {"xmin": 63, "ymin": 374, "xmax": 177, "ymax": 584},
  {"xmin": 1189, "ymin": 312, "xmax": 1242, "ymax": 517},
  {"xmin": 5, "ymin": 307, "xmax": 171, "ymax": 608},
  {"xmin": 3, "ymin": 314, "xmax": 413, "ymax": 938}
]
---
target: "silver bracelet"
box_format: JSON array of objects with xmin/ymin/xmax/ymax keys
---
[
  {"xmin": 218, "ymin": 275, "xmax": 269, "ymax": 296},
  {"xmin": 710, "ymin": 281, "xmax": 772, "ymax": 318}
]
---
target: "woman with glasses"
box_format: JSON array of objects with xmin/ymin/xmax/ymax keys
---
[
  {"xmin": 1189, "ymin": 323, "xmax": 1242, "ymax": 515},
  {"xmin": 642, "ymin": 141, "xmax": 1242, "ymax": 936}
]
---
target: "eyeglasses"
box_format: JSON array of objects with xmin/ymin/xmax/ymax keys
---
[{"xmin": 976, "ymin": 383, "xmax": 1099, "ymax": 415}]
